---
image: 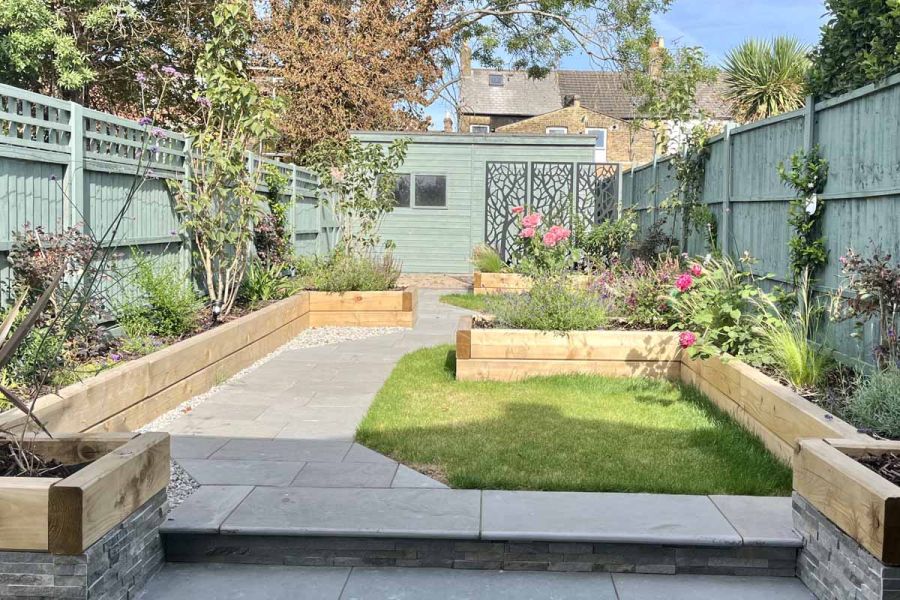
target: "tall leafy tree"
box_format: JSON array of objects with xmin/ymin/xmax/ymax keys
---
[
  {"xmin": 808, "ymin": 0, "xmax": 900, "ymax": 98},
  {"xmin": 723, "ymin": 37, "xmax": 810, "ymax": 123}
]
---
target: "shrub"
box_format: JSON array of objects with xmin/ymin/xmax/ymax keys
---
[
  {"xmin": 848, "ymin": 368, "xmax": 900, "ymax": 439},
  {"xmin": 510, "ymin": 210, "xmax": 580, "ymax": 276},
  {"xmin": 311, "ymin": 252, "xmax": 401, "ymax": 293},
  {"xmin": 581, "ymin": 211, "xmax": 638, "ymax": 267},
  {"xmin": 629, "ymin": 218, "xmax": 678, "ymax": 262},
  {"xmin": 671, "ymin": 255, "xmax": 769, "ymax": 359},
  {"xmin": 487, "ymin": 275, "xmax": 608, "ymax": 332},
  {"xmin": 593, "ymin": 254, "xmax": 683, "ymax": 330},
  {"xmin": 472, "ymin": 244, "xmax": 505, "ymax": 273},
  {"xmin": 4, "ymin": 325, "xmax": 68, "ymax": 390},
  {"xmin": 117, "ymin": 253, "xmax": 202, "ymax": 339},
  {"xmin": 239, "ymin": 260, "xmax": 302, "ymax": 307}
]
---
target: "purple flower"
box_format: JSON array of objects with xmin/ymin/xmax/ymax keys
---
[
  {"xmin": 110, "ymin": 353, "xmax": 122, "ymax": 362},
  {"xmin": 197, "ymin": 96, "xmax": 212, "ymax": 108},
  {"xmin": 150, "ymin": 127, "xmax": 167, "ymax": 138},
  {"xmin": 161, "ymin": 65, "xmax": 178, "ymax": 77},
  {"xmin": 138, "ymin": 116, "xmax": 152, "ymax": 126},
  {"xmin": 136, "ymin": 71, "xmax": 147, "ymax": 84}
]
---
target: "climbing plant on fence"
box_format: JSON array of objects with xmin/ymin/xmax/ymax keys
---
[{"xmin": 778, "ymin": 145, "xmax": 829, "ymax": 286}]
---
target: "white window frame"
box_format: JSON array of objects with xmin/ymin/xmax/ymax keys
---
[
  {"xmin": 469, "ymin": 124, "xmax": 490, "ymax": 134},
  {"xmin": 545, "ymin": 126, "xmax": 568, "ymax": 135},
  {"xmin": 584, "ymin": 127, "xmax": 608, "ymax": 149},
  {"xmin": 488, "ymin": 74, "xmax": 504, "ymax": 87}
]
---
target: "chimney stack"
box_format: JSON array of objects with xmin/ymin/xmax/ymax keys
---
[
  {"xmin": 563, "ymin": 94, "xmax": 581, "ymax": 108},
  {"xmin": 460, "ymin": 43, "xmax": 473, "ymax": 78},
  {"xmin": 443, "ymin": 111, "xmax": 454, "ymax": 133},
  {"xmin": 648, "ymin": 37, "xmax": 665, "ymax": 78}
]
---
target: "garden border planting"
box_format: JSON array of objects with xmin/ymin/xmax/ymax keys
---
[
  {"xmin": 455, "ymin": 317, "xmax": 866, "ymax": 464},
  {"xmin": 0, "ymin": 432, "xmax": 169, "ymax": 554},
  {"xmin": 0, "ymin": 289, "xmax": 416, "ymax": 435}
]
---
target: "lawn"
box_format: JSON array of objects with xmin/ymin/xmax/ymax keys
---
[
  {"xmin": 440, "ymin": 292, "xmax": 490, "ymax": 312},
  {"xmin": 357, "ymin": 346, "xmax": 792, "ymax": 496}
]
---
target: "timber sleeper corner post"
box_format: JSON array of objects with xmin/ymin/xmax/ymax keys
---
[
  {"xmin": 0, "ymin": 432, "xmax": 170, "ymax": 598},
  {"xmin": 307, "ymin": 288, "xmax": 418, "ymax": 328},
  {"xmin": 793, "ymin": 438, "xmax": 900, "ymax": 600}
]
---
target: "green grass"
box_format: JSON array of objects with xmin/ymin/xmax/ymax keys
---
[
  {"xmin": 440, "ymin": 293, "xmax": 491, "ymax": 312},
  {"xmin": 357, "ymin": 346, "xmax": 792, "ymax": 496}
]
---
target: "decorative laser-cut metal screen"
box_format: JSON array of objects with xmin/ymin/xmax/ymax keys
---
[{"xmin": 485, "ymin": 161, "xmax": 619, "ymax": 262}]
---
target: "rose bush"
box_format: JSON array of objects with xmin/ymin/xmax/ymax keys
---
[{"xmin": 511, "ymin": 209, "xmax": 580, "ymax": 276}]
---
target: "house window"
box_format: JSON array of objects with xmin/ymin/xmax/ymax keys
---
[
  {"xmin": 585, "ymin": 128, "xmax": 608, "ymax": 149},
  {"xmin": 488, "ymin": 74, "xmax": 504, "ymax": 87},
  {"xmin": 469, "ymin": 125, "xmax": 490, "ymax": 134},
  {"xmin": 545, "ymin": 126, "xmax": 568, "ymax": 135},
  {"xmin": 414, "ymin": 175, "xmax": 447, "ymax": 207},
  {"xmin": 393, "ymin": 174, "xmax": 410, "ymax": 208}
]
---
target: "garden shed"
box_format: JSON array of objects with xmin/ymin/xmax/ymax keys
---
[{"xmin": 353, "ymin": 131, "xmax": 616, "ymax": 273}]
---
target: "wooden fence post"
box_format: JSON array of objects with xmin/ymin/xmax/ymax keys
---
[
  {"xmin": 616, "ymin": 164, "xmax": 623, "ymax": 219},
  {"xmin": 721, "ymin": 124, "xmax": 734, "ymax": 259},
  {"xmin": 803, "ymin": 94, "xmax": 816, "ymax": 152},
  {"xmin": 651, "ymin": 153, "xmax": 659, "ymax": 224},
  {"xmin": 180, "ymin": 136, "xmax": 194, "ymax": 276},
  {"xmin": 290, "ymin": 164, "xmax": 298, "ymax": 255},
  {"xmin": 66, "ymin": 102, "xmax": 86, "ymax": 232}
]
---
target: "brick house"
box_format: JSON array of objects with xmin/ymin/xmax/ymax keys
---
[{"xmin": 457, "ymin": 44, "xmax": 733, "ymax": 166}]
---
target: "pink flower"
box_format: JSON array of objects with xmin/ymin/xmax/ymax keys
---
[
  {"xmin": 542, "ymin": 231, "xmax": 559, "ymax": 247},
  {"xmin": 679, "ymin": 331, "xmax": 697, "ymax": 349},
  {"xmin": 521, "ymin": 213, "xmax": 542, "ymax": 228},
  {"xmin": 519, "ymin": 227, "xmax": 535, "ymax": 239},
  {"xmin": 329, "ymin": 166, "xmax": 345, "ymax": 183},
  {"xmin": 675, "ymin": 273, "xmax": 694, "ymax": 293},
  {"xmin": 511, "ymin": 206, "xmax": 525, "ymax": 215},
  {"xmin": 690, "ymin": 263, "xmax": 703, "ymax": 277},
  {"xmin": 547, "ymin": 225, "xmax": 571, "ymax": 241}
]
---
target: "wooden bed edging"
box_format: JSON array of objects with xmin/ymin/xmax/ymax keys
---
[
  {"xmin": 794, "ymin": 439, "xmax": 900, "ymax": 564},
  {"xmin": 0, "ymin": 432, "xmax": 169, "ymax": 554},
  {"xmin": 473, "ymin": 272, "xmax": 591, "ymax": 295},
  {"xmin": 455, "ymin": 318, "xmax": 867, "ymax": 464},
  {"xmin": 0, "ymin": 289, "xmax": 417, "ymax": 435}
]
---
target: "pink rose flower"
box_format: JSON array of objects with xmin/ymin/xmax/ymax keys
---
[
  {"xmin": 675, "ymin": 273, "xmax": 694, "ymax": 292},
  {"xmin": 519, "ymin": 227, "xmax": 536, "ymax": 238},
  {"xmin": 679, "ymin": 331, "xmax": 697, "ymax": 349},
  {"xmin": 542, "ymin": 231, "xmax": 559, "ymax": 247},
  {"xmin": 690, "ymin": 263, "xmax": 703, "ymax": 277},
  {"xmin": 547, "ymin": 225, "xmax": 571, "ymax": 241},
  {"xmin": 511, "ymin": 206, "xmax": 525, "ymax": 215},
  {"xmin": 521, "ymin": 213, "xmax": 542, "ymax": 228}
]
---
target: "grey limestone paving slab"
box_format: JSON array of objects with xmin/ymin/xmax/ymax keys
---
[
  {"xmin": 181, "ymin": 402, "xmax": 268, "ymax": 420},
  {"xmin": 170, "ymin": 436, "xmax": 229, "ymax": 459},
  {"xmin": 210, "ymin": 438, "xmax": 352, "ymax": 462},
  {"xmin": 161, "ymin": 485, "xmax": 253, "ymax": 533},
  {"xmin": 165, "ymin": 417, "xmax": 285, "ymax": 438},
  {"xmin": 274, "ymin": 419, "xmax": 359, "ymax": 441},
  {"xmin": 391, "ymin": 465, "xmax": 448, "ymax": 489},
  {"xmin": 612, "ymin": 573, "xmax": 814, "ymax": 599},
  {"xmin": 136, "ymin": 563, "xmax": 350, "ymax": 600},
  {"xmin": 709, "ymin": 495, "xmax": 802, "ymax": 547},
  {"xmin": 481, "ymin": 491, "xmax": 742, "ymax": 545},
  {"xmin": 221, "ymin": 487, "xmax": 482, "ymax": 538},
  {"xmin": 343, "ymin": 443, "xmax": 397, "ymax": 464},
  {"xmin": 340, "ymin": 568, "xmax": 617, "ymax": 600},
  {"xmin": 291, "ymin": 462, "xmax": 399, "ymax": 488},
  {"xmin": 177, "ymin": 459, "xmax": 305, "ymax": 487}
]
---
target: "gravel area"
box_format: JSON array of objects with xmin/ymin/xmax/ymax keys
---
[{"xmin": 147, "ymin": 325, "xmax": 402, "ymax": 509}]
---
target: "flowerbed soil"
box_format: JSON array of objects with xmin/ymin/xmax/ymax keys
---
[
  {"xmin": 357, "ymin": 345, "xmax": 792, "ymax": 496},
  {"xmin": 0, "ymin": 442, "xmax": 88, "ymax": 478},
  {"xmin": 857, "ymin": 452, "xmax": 900, "ymax": 487}
]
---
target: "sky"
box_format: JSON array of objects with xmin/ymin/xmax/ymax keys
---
[{"xmin": 426, "ymin": 0, "xmax": 828, "ymax": 129}]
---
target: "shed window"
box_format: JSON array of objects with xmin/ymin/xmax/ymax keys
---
[
  {"xmin": 470, "ymin": 124, "xmax": 490, "ymax": 134},
  {"xmin": 414, "ymin": 175, "xmax": 447, "ymax": 207},
  {"xmin": 393, "ymin": 174, "xmax": 410, "ymax": 207},
  {"xmin": 488, "ymin": 74, "xmax": 504, "ymax": 87},
  {"xmin": 585, "ymin": 127, "xmax": 608, "ymax": 149},
  {"xmin": 545, "ymin": 126, "xmax": 568, "ymax": 135}
]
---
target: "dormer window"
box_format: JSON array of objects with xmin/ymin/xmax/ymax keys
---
[{"xmin": 488, "ymin": 74, "xmax": 504, "ymax": 87}]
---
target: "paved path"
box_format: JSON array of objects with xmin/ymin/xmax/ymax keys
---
[{"xmin": 139, "ymin": 564, "xmax": 813, "ymax": 599}]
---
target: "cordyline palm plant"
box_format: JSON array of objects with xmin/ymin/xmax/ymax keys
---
[{"xmin": 723, "ymin": 37, "xmax": 811, "ymax": 123}]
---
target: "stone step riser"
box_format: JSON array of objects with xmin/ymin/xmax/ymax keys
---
[{"xmin": 163, "ymin": 533, "xmax": 798, "ymax": 577}]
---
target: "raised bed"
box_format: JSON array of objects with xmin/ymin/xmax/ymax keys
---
[
  {"xmin": 794, "ymin": 438, "xmax": 900, "ymax": 564},
  {"xmin": 0, "ymin": 432, "xmax": 169, "ymax": 553},
  {"xmin": 455, "ymin": 317, "xmax": 867, "ymax": 464},
  {"xmin": 473, "ymin": 272, "xmax": 590, "ymax": 295},
  {"xmin": 0, "ymin": 289, "xmax": 417, "ymax": 435}
]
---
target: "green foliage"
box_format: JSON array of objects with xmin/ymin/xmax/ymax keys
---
[
  {"xmin": 511, "ymin": 213, "xmax": 581, "ymax": 277},
  {"xmin": 752, "ymin": 274, "xmax": 834, "ymax": 390},
  {"xmin": 723, "ymin": 37, "xmax": 810, "ymax": 123},
  {"xmin": 170, "ymin": 0, "xmax": 282, "ymax": 317},
  {"xmin": 671, "ymin": 255, "xmax": 770, "ymax": 359},
  {"xmin": 778, "ymin": 146, "xmax": 829, "ymax": 283},
  {"xmin": 307, "ymin": 137, "xmax": 409, "ymax": 256},
  {"xmin": 581, "ymin": 211, "xmax": 639, "ymax": 266},
  {"xmin": 659, "ymin": 124, "xmax": 715, "ymax": 250},
  {"xmin": 487, "ymin": 275, "xmax": 608, "ymax": 332},
  {"xmin": 3, "ymin": 325, "xmax": 67, "ymax": 390},
  {"xmin": 630, "ymin": 218, "xmax": 678, "ymax": 262},
  {"xmin": 309, "ymin": 252, "xmax": 401, "ymax": 293},
  {"xmin": 239, "ymin": 260, "xmax": 301, "ymax": 307},
  {"xmin": 848, "ymin": 368, "xmax": 900, "ymax": 439},
  {"xmin": 116, "ymin": 253, "xmax": 202, "ymax": 339},
  {"xmin": 0, "ymin": 0, "xmax": 94, "ymax": 91},
  {"xmin": 594, "ymin": 254, "xmax": 682, "ymax": 330},
  {"xmin": 471, "ymin": 244, "xmax": 505, "ymax": 273},
  {"xmin": 808, "ymin": 0, "xmax": 900, "ymax": 98},
  {"xmin": 254, "ymin": 166, "xmax": 293, "ymax": 268}
]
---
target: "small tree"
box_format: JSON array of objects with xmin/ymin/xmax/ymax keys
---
[
  {"xmin": 306, "ymin": 138, "xmax": 409, "ymax": 256},
  {"xmin": 809, "ymin": 0, "xmax": 900, "ymax": 98},
  {"xmin": 171, "ymin": 0, "xmax": 281, "ymax": 318}
]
